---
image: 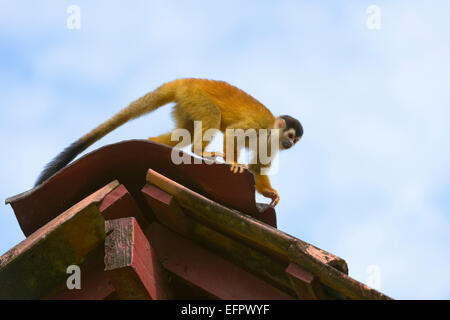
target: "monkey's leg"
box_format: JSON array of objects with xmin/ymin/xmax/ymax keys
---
[
  {"xmin": 148, "ymin": 105, "xmax": 195, "ymax": 148},
  {"xmin": 148, "ymin": 132, "xmax": 185, "ymax": 147},
  {"xmin": 172, "ymin": 101, "xmax": 222, "ymax": 160},
  {"xmin": 224, "ymin": 142, "xmax": 248, "ymax": 173},
  {"xmin": 205, "ymin": 151, "xmax": 224, "ymax": 158},
  {"xmin": 223, "ymin": 125, "xmax": 248, "ymax": 174},
  {"xmin": 189, "ymin": 113, "xmax": 222, "ymax": 160},
  {"xmin": 249, "ymin": 163, "xmax": 280, "ymax": 207}
]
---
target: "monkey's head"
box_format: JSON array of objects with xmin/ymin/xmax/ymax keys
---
[{"xmin": 273, "ymin": 115, "xmax": 303, "ymax": 150}]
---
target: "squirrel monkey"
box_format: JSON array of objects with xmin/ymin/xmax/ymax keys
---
[{"xmin": 36, "ymin": 78, "xmax": 303, "ymax": 206}]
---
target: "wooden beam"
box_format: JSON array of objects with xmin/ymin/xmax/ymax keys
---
[
  {"xmin": 142, "ymin": 183, "xmax": 295, "ymax": 295},
  {"xmin": 45, "ymin": 257, "xmax": 115, "ymax": 300},
  {"xmin": 104, "ymin": 217, "xmax": 169, "ymax": 300},
  {"xmin": 0, "ymin": 182, "xmax": 116, "ymax": 299},
  {"xmin": 146, "ymin": 222, "xmax": 294, "ymax": 300},
  {"xmin": 145, "ymin": 169, "xmax": 391, "ymax": 300},
  {"xmin": 45, "ymin": 183, "xmax": 148, "ymax": 300},
  {"xmin": 142, "ymin": 184, "xmax": 193, "ymax": 235},
  {"xmin": 146, "ymin": 169, "xmax": 346, "ymax": 268},
  {"xmin": 146, "ymin": 171, "xmax": 291, "ymax": 261},
  {"xmin": 254, "ymin": 203, "xmax": 277, "ymax": 228},
  {"xmin": 286, "ymin": 262, "xmax": 327, "ymax": 300},
  {"xmin": 98, "ymin": 184, "xmax": 148, "ymax": 228}
]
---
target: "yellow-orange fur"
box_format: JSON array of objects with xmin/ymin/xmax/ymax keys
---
[{"xmin": 79, "ymin": 78, "xmax": 279, "ymax": 204}]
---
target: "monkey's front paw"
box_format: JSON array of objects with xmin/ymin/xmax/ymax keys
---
[
  {"xmin": 229, "ymin": 162, "xmax": 248, "ymax": 174},
  {"xmin": 262, "ymin": 189, "xmax": 280, "ymax": 207}
]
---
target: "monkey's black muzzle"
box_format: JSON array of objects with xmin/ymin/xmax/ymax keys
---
[{"xmin": 282, "ymin": 139, "xmax": 292, "ymax": 149}]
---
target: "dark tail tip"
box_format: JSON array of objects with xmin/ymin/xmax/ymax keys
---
[{"xmin": 35, "ymin": 139, "xmax": 89, "ymax": 187}]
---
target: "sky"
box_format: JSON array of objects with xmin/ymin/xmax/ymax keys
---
[{"xmin": 1, "ymin": 1, "xmax": 450, "ymax": 299}]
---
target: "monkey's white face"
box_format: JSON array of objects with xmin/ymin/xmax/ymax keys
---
[
  {"xmin": 279, "ymin": 128, "xmax": 300, "ymax": 150},
  {"xmin": 272, "ymin": 116, "xmax": 302, "ymax": 151}
]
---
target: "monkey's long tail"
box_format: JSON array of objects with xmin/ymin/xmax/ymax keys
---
[{"xmin": 35, "ymin": 81, "xmax": 177, "ymax": 186}]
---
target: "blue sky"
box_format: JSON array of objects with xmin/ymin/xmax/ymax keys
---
[{"xmin": 1, "ymin": 1, "xmax": 450, "ymax": 299}]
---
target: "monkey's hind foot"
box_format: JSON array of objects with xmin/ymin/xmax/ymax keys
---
[
  {"xmin": 205, "ymin": 151, "xmax": 225, "ymax": 159},
  {"xmin": 199, "ymin": 151, "xmax": 225, "ymax": 164}
]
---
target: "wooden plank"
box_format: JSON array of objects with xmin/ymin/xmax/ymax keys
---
[
  {"xmin": 45, "ymin": 256, "xmax": 115, "ymax": 300},
  {"xmin": 6, "ymin": 140, "xmax": 268, "ymax": 237},
  {"xmin": 146, "ymin": 171, "xmax": 291, "ymax": 260},
  {"xmin": 146, "ymin": 169, "xmax": 346, "ymax": 270},
  {"xmin": 254, "ymin": 203, "xmax": 277, "ymax": 228},
  {"xmin": 145, "ymin": 169, "xmax": 391, "ymax": 300},
  {"xmin": 46, "ymin": 183, "xmax": 146, "ymax": 300},
  {"xmin": 0, "ymin": 181, "xmax": 116, "ymax": 299},
  {"xmin": 142, "ymin": 183, "xmax": 296, "ymax": 296},
  {"xmin": 104, "ymin": 217, "xmax": 169, "ymax": 300},
  {"xmin": 142, "ymin": 184, "xmax": 193, "ymax": 235},
  {"xmin": 286, "ymin": 242, "xmax": 390, "ymax": 300},
  {"xmin": 98, "ymin": 184, "xmax": 148, "ymax": 228},
  {"xmin": 146, "ymin": 222, "xmax": 294, "ymax": 300},
  {"xmin": 285, "ymin": 262, "xmax": 327, "ymax": 300}
]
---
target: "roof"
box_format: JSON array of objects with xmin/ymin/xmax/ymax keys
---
[
  {"xmin": 1, "ymin": 140, "xmax": 391, "ymax": 300},
  {"xmin": 6, "ymin": 140, "xmax": 276, "ymax": 237}
]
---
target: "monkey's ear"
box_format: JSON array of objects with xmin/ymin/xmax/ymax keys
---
[{"xmin": 273, "ymin": 117, "xmax": 286, "ymax": 129}]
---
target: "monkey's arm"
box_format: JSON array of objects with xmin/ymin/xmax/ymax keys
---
[
  {"xmin": 248, "ymin": 164, "xmax": 280, "ymax": 207},
  {"xmin": 221, "ymin": 127, "xmax": 248, "ymax": 173}
]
